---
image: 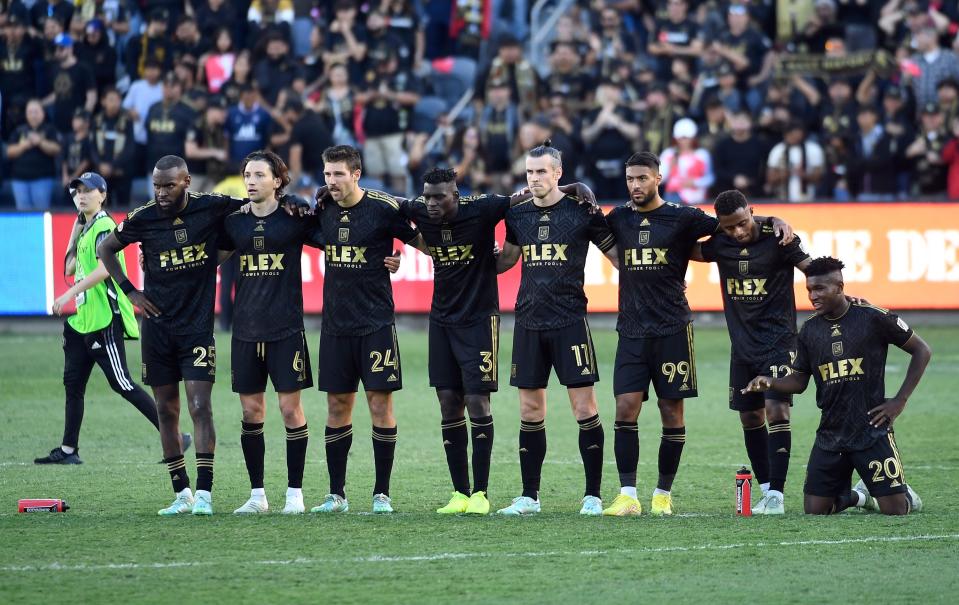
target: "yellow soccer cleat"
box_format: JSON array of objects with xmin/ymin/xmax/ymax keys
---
[
  {"xmin": 602, "ymin": 493, "xmax": 642, "ymax": 516},
  {"xmin": 464, "ymin": 491, "xmax": 491, "ymax": 515},
  {"xmin": 650, "ymin": 493, "xmax": 674, "ymax": 516},
  {"xmin": 437, "ymin": 491, "xmax": 470, "ymax": 514}
]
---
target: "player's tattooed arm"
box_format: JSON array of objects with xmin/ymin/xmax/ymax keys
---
[
  {"xmin": 743, "ymin": 371, "xmax": 810, "ymax": 395},
  {"xmin": 559, "ymin": 182, "xmax": 600, "ymax": 214},
  {"xmin": 97, "ymin": 232, "xmax": 162, "ymax": 318},
  {"xmin": 496, "ymin": 241, "xmax": 522, "ymax": 273},
  {"xmin": 869, "ymin": 332, "xmax": 932, "ymax": 428},
  {"xmin": 509, "ymin": 187, "xmax": 533, "ymax": 206},
  {"xmin": 406, "ymin": 233, "xmax": 430, "ymax": 256}
]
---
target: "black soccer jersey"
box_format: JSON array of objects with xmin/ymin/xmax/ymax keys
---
[
  {"xmin": 115, "ymin": 191, "xmax": 242, "ymax": 335},
  {"xmin": 220, "ymin": 208, "xmax": 323, "ymax": 342},
  {"xmin": 505, "ymin": 196, "xmax": 615, "ymax": 330},
  {"xmin": 317, "ymin": 189, "xmax": 419, "ymax": 336},
  {"xmin": 403, "ymin": 194, "xmax": 510, "ymax": 326},
  {"xmin": 700, "ymin": 225, "xmax": 810, "ymax": 363},
  {"xmin": 607, "ymin": 202, "xmax": 719, "ymax": 338},
  {"xmin": 792, "ymin": 303, "xmax": 914, "ymax": 452}
]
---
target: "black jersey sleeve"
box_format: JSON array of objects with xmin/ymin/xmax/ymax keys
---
[
  {"xmin": 588, "ymin": 210, "xmax": 616, "ymax": 252},
  {"xmin": 876, "ymin": 309, "xmax": 914, "ymax": 348},
  {"xmin": 699, "ymin": 235, "xmax": 718, "ymax": 262},
  {"xmin": 780, "ymin": 233, "xmax": 811, "ymax": 268},
  {"xmin": 485, "ymin": 194, "xmax": 512, "ymax": 221},
  {"xmin": 114, "ymin": 208, "xmax": 148, "ymax": 246},
  {"xmin": 688, "ymin": 207, "xmax": 720, "ymax": 239},
  {"xmin": 505, "ymin": 218, "xmax": 519, "ymax": 245},
  {"xmin": 390, "ymin": 212, "xmax": 419, "ymax": 244},
  {"xmin": 792, "ymin": 325, "xmax": 813, "ymax": 375}
]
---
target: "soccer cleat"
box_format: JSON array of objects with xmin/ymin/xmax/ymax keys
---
[
  {"xmin": 233, "ymin": 495, "xmax": 269, "ymax": 515},
  {"xmin": 602, "ymin": 493, "xmax": 642, "ymax": 516},
  {"xmin": 282, "ymin": 494, "xmax": 305, "ymax": 515},
  {"xmin": 650, "ymin": 493, "xmax": 674, "ymax": 516},
  {"xmin": 906, "ymin": 484, "xmax": 923, "ymax": 513},
  {"xmin": 464, "ymin": 491, "xmax": 491, "ymax": 515},
  {"xmin": 34, "ymin": 446, "xmax": 82, "ymax": 465},
  {"xmin": 496, "ymin": 496, "xmax": 541, "ymax": 516},
  {"xmin": 192, "ymin": 492, "xmax": 213, "ymax": 516},
  {"xmin": 310, "ymin": 494, "xmax": 349, "ymax": 513},
  {"xmin": 579, "ymin": 495, "xmax": 603, "ymax": 516},
  {"xmin": 372, "ymin": 493, "xmax": 394, "ymax": 514},
  {"xmin": 437, "ymin": 491, "xmax": 470, "ymax": 514},
  {"xmin": 853, "ymin": 479, "xmax": 878, "ymax": 511},
  {"xmin": 757, "ymin": 492, "xmax": 784, "ymax": 515},
  {"xmin": 157, "ymin": 490, "xmax": 194, "ymax": 516},
  {"xmin": 751, "ymin": 493, "xmax": 770, "ymax": 515}
]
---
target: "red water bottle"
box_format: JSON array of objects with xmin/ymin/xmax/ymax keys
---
[
  {"xmin": 736, "ymin": 467, "xmax": 752, "ymax": 516},
  {"xmin": 18, "ymin": 499, "xmax": 70, "ymax": 513}
]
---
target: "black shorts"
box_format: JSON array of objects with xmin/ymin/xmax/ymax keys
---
[
  {"xmin": 728, "ymin": 352, "xmax": 794, "ymax": 411},
  {"xmin": 429, "ymin": 316, "xmax": 500, "ymax": 394},
  {"xmin": 613, "ymin": 323, "xmax": 697, "ymax": 399},
  {"xmin": 317, "ymin": 324, "xmax": 402, "ymax": 393},
  {"xmin": 510, "ymin": 319, "xmax": 599, "ymax": 389},
  {"xmin": 232, "ymin": 331, "xmax": 314, "ymax": 394},
  {"xmin": 803, "ymin": 433, "xmax": 908, "ymax": 498},
  {"xmin": 140, "ymin": 320, "xmax": 216, "ymax": 386}
]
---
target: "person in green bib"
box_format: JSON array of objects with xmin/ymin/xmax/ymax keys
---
[{"xmin": 35, "ymin": 172, "xmax": 191, "ymax": 464}]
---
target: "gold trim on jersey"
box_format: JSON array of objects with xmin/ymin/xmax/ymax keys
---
[
  {"xmin": 584, "ymin": 317, "xmax": 597, "ymax": 376},
  {"xmin": 367, "ymin": 189, "xmax": 399, "ymax": 210},
  {"xmin": 686, "ymin": 323, "xmax": 698, "ymax": 390},
  {"xmin": 853, "ymin": 301, "xmax": 890, "ymax": 314},
  {"xmin": 490, "ymin": 315, "xmax": 500, "ymax": 378},
  {"xmin": 126, "ymin": 201, "xmax": 156, "ymax": 220}
]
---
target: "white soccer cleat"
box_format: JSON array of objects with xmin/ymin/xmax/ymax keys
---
[
  {"xmin": 758, "ymin": 491, "xmax": 784, "ymax": 515},
  {"xmin": 853, "ymin": 479, "xmax": 878, "ymax": 511},
  {"xmin": 233, "ymin": 495, "xmax": 269, "ymax": 515},
  {"xmin": 496, "ymin": 496, "xmax": 541, "ymax": 516},
  {"xmin": 372, "ymin": 493, "xmax": 394, "ymax": 514},
  {"xmin": 311, "ymin": 493, "xmax": 349, "ymax": 513},
  {"xmin": 751, "ymin": 493, "xmax": 770, "ymax": 515},
  {"xmin": 579, "ymin": 495, "xmax": 603, "ymax": 516},
  {"xmin": 157, "ymin": 489, "xmax": 194, "ymax": 516},
  {"xmin": 906, "ymin": 484, "xmax": 923, "ymax": 513},
  {"xmin": 282, "ymin": 493, "xmax": 305, "ymax": 515}
]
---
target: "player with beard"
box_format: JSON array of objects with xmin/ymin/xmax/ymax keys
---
[
  {"xmin": 602, "ymin": 153, "xmax": 793, "ymax": 517},
  {"xmin": 745, "ymin": 257, "xmax": 930, "ymax": 515}
]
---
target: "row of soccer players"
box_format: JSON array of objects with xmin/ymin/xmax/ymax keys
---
[{"xmin": 47, "ymin": 141, "xmax": 931, "ymax": 517}]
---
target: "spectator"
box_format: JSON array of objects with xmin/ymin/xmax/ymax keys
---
[
  {"xmin": 801, "ymin": 0, "xmax": 845, "ymax": 54},
  {"xmin": 941, "ymin": 116, "xmax": 959, "ymax": 199},
  {"xmin": 301, "ymin": 23, "xmax": 326, "ymax": 91},
  {"xmin": 766, "ymin": 120, "xmax": 825, "ymax": 202},
  {"xmin": 143, "ymin": 72, "xmax": 195, "ymax": 177},
  {"xmin": 323, "ymin": 0, "xmax": 367, "ymax": 84},
  {"xmin": 581, "ymin": 80, "xmax": 640, "ymax": 200},
  {"xmin": 551, "ymin": 13, "xmax": 594, "ymax": 67},
  {"xmin": 357, "ymin": 48, "xmax": 421, "ymax": 192},
  {"xmin": 640, "ymin": 83, "xmax": 680, "ymax": 156},
  {"xmin": 195, "ymin": 0, "xmax": 240, "ymax": 43},
  {"xmin": 226, "ymin": 83, "xmax": 272, "ymax": 165},
  {"xmin": 286, "ymin": 97, "xmax": 334, "ymax": 184},
  {"xmin": 314, "ymin": 62, "xmax": 358, "ymax": 147},
  {"xmin": 660, "ymin": 117, "xmax": 714, "ymax": 205},
  {"xmin": 43, "ymin": 33, "xmax": 97, "ymax": 134},
  {"xmin": 542, "ymin": 97, "xmax": 583, "ymax": 186},
  {"xmin": 200, "ymin": 27, "xmax": 236, "ymax": 94},
  {"xmin": 446, "ymin": 124, "xmax": 487, "ymax": 194},
  {"xmin": 382, "ymin": 0, "xmax": 425, "ymax": 74},
  {"xmin": 698, "ymin": 96, "xmax": 729, "ymax": 153},
  {"xmin": 478, "ymin": 80, "xmax": 519, "ymax": 194},
  {"xmin": 253, "ymin": 33, "xmax": 305, "ymax": 108},
  {"xmin": 475, "ymin": 33, "xmax": 540, "ymax": 118},
  {"xmin": 247, "ymin": 0, "xmax": 295, "ymax": 45},
  {"xmin": 185, "ymin": 96, "xmax": 230, "ymax": 192},
  {"xmin": 648, "ymin": 0, "xmax": 703, "ymax": 82},
  {"xmin": 0, "ymin": 13, "xmax": 43, "ymax": 137},
  {"xmin": 30, "ymin": 0, "xmax": 74, "ymax": 31},
  {"xmin": 6, "ymin": 99, "xmax": 61, "ymax": 210},
  {"xmin": 908, "ymin": 21, "xmax": 959, "ymax": 108},
  {"xmin": 712, "ymin": 110, "xmax": 767, "ymax": 198},
  {"xmin": 171, "ymin": 15, "xmax": 208, "ymax": 65},
  {"xmin": 122, "ymin": 57, "xmax": 164, "ymax": 170},
  {"xmin": 589, "ymin": 6, "xmax": 637, "ymax": 79},
  {"xmin": 820, "ymin": 77, "xmax": 859, "ymax": 138},
  {"xmin": 220, "ymin": 49, "xmax": 253, "ymax": 106},
  {"xmin": 60, "ymin": 108, "xmax": 98, "ymax": 205},
  {"xmin": 905, "ymin": 102, "xmax": 948, "ymax": 196},
  {"xmin": 848, "ymin": 105, "xmax": 898, "ymax": 201},
  {"xmin": 881, "ymin": 84, "xmax": 917, "ymax": 197},
  {"xmin": 713, "ymin": 62, "xmax": 746, "ymax": 114},
  {"xmin": 936, "ymin": 77, "xmax": 959, "ymax": 127},
  {"xmin": 77, "ymin": 0, "xmax": 130, "ymax": 45},
  {"xmin": 713, "ymin": 4, "xmax": 773, "ymax": 112},
  {"xmin": 92, "ymin": 87, "xmax": 135, "ymax": 207},
  {"xmin": 365, "ymin": 9, "xmax": 407, "ymax": 75},
  {"xmin": 125, "ymin": 9, "xmax": 173, "ymax": 80},
  {"xmin": 819, "ymin": 133, "xmax": 853, "ymax": 200},
  {"xmin": 545, "ymin": 41, "xmax": 594, "ymax": 113},
  {"xmin": 76, "ymin": 19, "xmax": 116, "ymax": 97}
]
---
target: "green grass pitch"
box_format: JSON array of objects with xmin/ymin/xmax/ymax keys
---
[{"xmin": 1, "ymin": 324, "xmax": 957, "ymax": 603}]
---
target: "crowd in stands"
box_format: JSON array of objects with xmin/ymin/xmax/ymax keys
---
[{"xmin": 3, "ymin": 0, "xmax": 959, "ymax": 209}]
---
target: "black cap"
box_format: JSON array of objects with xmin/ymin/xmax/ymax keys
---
[
  {"xmin": 149, "ymin": 8, "xmax": 169, "ymax": 22},
  {"xmin": 884, "ymin": 85, "xmax": 907, "ymax": 100},
  {"xmin": 922, "ymin": 101, "xmax": 941, "ymax": 114},
  {"xmin": 70, "ymin": 172, "xmax": 108, "ymax": 193},
  {"xmin": 207, "ymin": 95, "xmax": 228, "ymax": 109},
  {"xmin": 73, "ymin": 108, "xmax": 91, "ymax": 120}
]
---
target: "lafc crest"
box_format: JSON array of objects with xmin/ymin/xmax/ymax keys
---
[
  {"xmin": 739, "ymin": 260, "xmax": 749, "ymax": 275},
  {"xmin": 638, "ymin": 230, "xmax": 650, "ymax": 245},
  {"xmin": 253, "ymin": 236, "xmax": 265, "ymax": 251},
  {"xmin": 442, "ymin": 229, "xmax": 452, "ymax": 243},
  {"xmin": 538, "ymin": 226, "xmax": 549, "ymax": 241},
  {"xmin": 338, "ymin": 227, "xmax": 349, "ymax": 242},
  {"xmin": 175, "ymin": 229, "xmax": 188, "ymax": 244},
  {"xmin": 832, "ymin": 341, "xmax": 844, "ymax": 357}
]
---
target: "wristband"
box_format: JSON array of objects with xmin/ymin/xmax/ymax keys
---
[{"xmin": 119, "ymin": 280, "xmax": 136, "ymax": 295}]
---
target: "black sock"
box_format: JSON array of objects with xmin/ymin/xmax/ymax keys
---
[
  {"xmin": 768, "ymin": 420, "xmax": 791, "ymax": 493},
  {"xmin": 519, "ymin": 420, "xmax": 546, "ymax": 499},
  {"xmin": 831, "ymin": 490, "xmax": 860, "ymax": 514},
  {"xmin": 441, "ymin": 417, "xmax": 470, "ymax": 494},
  {"xmin": 196, "ymin": 452, "xmax": 214, "ymax": 492},
  {"xmin": 325, "ymin": 425, "xmax": 352, "ymax": 498},
  {"xmin": 577, "ymin": 415, "xmax": 604, "ymax": 498},
  {"xmin": 613, "ymin": 421, "xmax": 639, "ymax": 488},
  {"xmin": 164, "ymin": 454, "xmax": 190, "ymax": 493},
  {"xmin": 285, "ymin": 424, "xmax": 309, "ymax": 489},
  {"xmin": 372, "ymin": 425, "xmax": 397, "ymax": 496},
  {"xmin": 470, "ymin": 415, "xmax": 494, "ymax": 494},
  {"xmin": 742, "ymin": 423, "xmax": 770, "ymax": 486},
  {"xmin": 657, "ymin": 426, "xmax": 686, "ymax": 491},
  {"xmin": 240, "ymin": 421, "xmax": 265, "ymax": 489}
]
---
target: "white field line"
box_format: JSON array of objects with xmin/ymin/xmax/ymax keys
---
[{"xmin": 1, "ymin": 534, "xmax": 957, "ymax": 573}]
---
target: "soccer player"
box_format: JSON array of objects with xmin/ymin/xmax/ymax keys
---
[
  {"xmin": 602, "ymin": 153, "xmax": 793, "ymax": 517},
  {"xmin": 38, "ymin": 172, "xmax": 188, "ymax": 465},
  {"xmin": 311, "ymin": 145, "xmax": 425, "ymax": 514},
  {"xmin": 693, "ymin": 190, "xmax": 811, "ymax": 514},
  {"xmin": 400, "ymin": 167, "xmax": 598, "ymax": 515},
  {"xmin": 745, "ymin": 257, "xmax": 931, "ymax": 515},
  {"xmin": 494, "ymin": 141, "xmax": 619, "ymax": 516},
  {"xmin": 98, "ymin": 155, "xmax": 294, "ymax": 516}
]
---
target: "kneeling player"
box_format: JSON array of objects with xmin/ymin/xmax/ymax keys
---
[{"xmin": 745, "ymin": 257, "xmax": 931, "ymax": 515}]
